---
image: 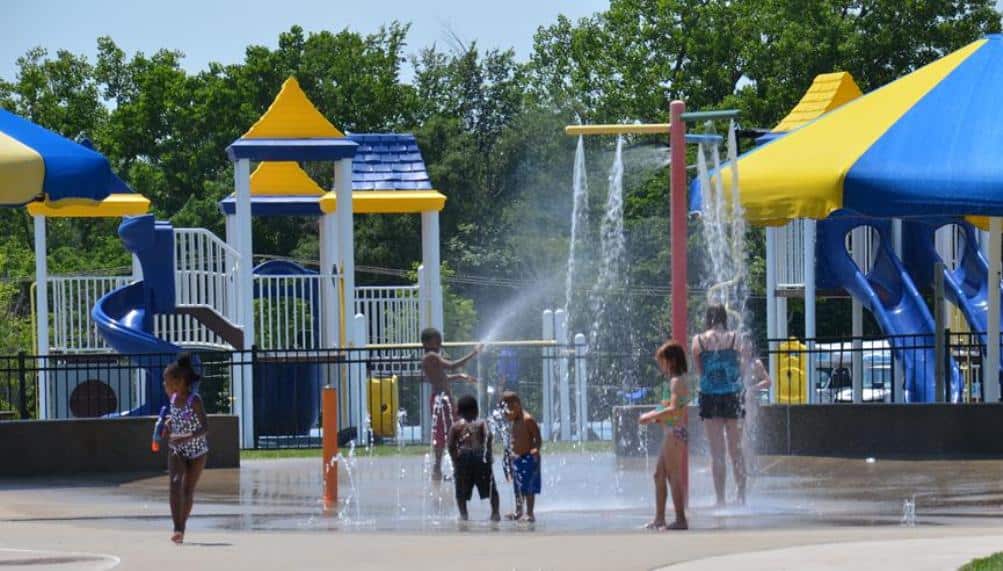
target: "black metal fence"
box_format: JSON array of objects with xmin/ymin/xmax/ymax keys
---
[
  {"xmin": 767, "ymin": 331, "xmax": 999, "ymax": 404},
  {"xmin": 5, "ymin": 332, "xmax": 994, "ymax": 449},
  {"xmin": 0, "ymin": 344, "xmax": 664, "ymax": 449}
]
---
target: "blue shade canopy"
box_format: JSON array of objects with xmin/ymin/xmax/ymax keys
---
[{"xmin": 0, "ymin": 109, "xmax": 119, "ymax": 206}]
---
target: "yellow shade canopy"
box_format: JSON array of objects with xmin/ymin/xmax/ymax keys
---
[
  {"xmin": 26, "ymin": 193, "xmax": 151, "ymax": 218},
  {"xmin": 707, "ymin": 39, "xmax": 986, "ymax": 226},
  {"xmin": 320, "ymin": 190, "xmax": 446, "ymax": 214}
]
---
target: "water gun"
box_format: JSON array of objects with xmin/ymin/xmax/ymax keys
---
[{"xmin": 151, "ymin": 406, "xmax": 168, "ymax": 452}]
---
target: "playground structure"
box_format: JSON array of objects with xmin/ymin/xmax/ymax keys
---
[
  {"xmin": 14, "ymin": 36, "xmax": 1003, "ymax": 457},
  {"xmin": 20, "ymin": 77, "xmax": 602, "ymax": 451},
  {"xmin": 696, "ymin": 36, "xmax": 1003, "ymax": 405},
  {"xmin": 31, "ymin": 78, "xmax": 450, "ymax": 447},
  {"xmin": 752, "ymin": 73, "xmax": 976, "ymax": 404}
]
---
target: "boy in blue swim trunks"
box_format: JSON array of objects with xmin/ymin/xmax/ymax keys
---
[{"xmin": 501, "ymin": 391, "xmax": 541, "ymax": 522}]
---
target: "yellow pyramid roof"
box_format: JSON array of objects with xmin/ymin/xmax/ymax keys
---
[
  {"xmin": 772, "ymin": 72, "xmax": 863, "ymax": 133},
  {"xmin": 242, "ymin": 77, "xmax": 344, "ymax": 139},
  {"xmin": 250, "ymin": 162, "xmax": 325, "ymax": 196}
]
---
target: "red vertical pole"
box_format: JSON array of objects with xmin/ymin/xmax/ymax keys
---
[
  {"xmin": 669, "ymin": 100, "xmax": 689, "ymax": 507},
  {"xmin": 670, "ymin": 101, "xmax": 688, "ymax": 344}
]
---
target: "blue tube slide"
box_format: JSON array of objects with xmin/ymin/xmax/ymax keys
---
[
  {"xmin": 816, "ymin": 212, "xmax": 961, "ymax": 402},
  {"xmin": 902, "ymin": 218, "xmax": 1001, "ymax": 388}
]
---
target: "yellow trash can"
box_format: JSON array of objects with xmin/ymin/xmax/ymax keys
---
[
  {"xmin": 368, "ymin": 376, "xmax": 399, "ymax": 437},
  {"xmin": 776, "ymin": 338, "xmax": 808, "ymax": 404}
]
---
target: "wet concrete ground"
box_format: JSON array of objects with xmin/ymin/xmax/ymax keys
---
[{"xmin": 3, "ymin": 452, "xmax": 1002, "ymax": 535}]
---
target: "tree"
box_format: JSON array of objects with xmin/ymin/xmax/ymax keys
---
[{"xmin": 0, "ymin": 2, "xmax": 999, "ymax": 357}]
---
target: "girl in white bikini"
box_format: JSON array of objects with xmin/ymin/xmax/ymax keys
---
[{"xmin": 162, "ymin": 353, "xmax": 209, "ymax": 544}]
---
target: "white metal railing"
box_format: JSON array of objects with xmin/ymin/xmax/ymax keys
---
[
  {"xmin": 154, "ymin": 313, "xmax": 228, "ymax": 349},
  {"xmin": 776, "ymin": 219, "xmax": 806, "ymax": 288},
  {"xmin": 173, "ymin": 228, "xmax": 239, "ymax": 320},
  {"xmin": 45, "ymin": 232, "xmax": 420, "ymax": 356},
  {"xmin": 777, "ymin": 219, "xmax": 885, "ymax": 289},
  {"xmin": 356, "ymin": 285, "xmax": 421, "ymax": 374},
  {"xmin": 158, "ymin": 228, "xmax": 240, "ymax": 349},
  {"xmin": 49, "ymin": 275, "xmax": 132, "ymax": 353},
  {"xmin": 251, "ymin": 279, "xmax": 421, "ymax": 354},
  {"xmin": 253, "ymin": 273, "xmax": 335, "ymax": 350}
]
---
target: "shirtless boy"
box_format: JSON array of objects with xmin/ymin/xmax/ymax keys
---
[
  {"xmin": 500, "ymin": 391, "xmax": 542, "ymax": 522},
  {"xmin": 446, "ymin": 395, "xmax": 501, "ymax": 522},
  {"xmin": 421, "ymin": 327, "xmax": 482, "ymax": 481}
]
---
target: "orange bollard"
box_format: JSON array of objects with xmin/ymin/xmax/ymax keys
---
[{"xmin": 322, "ymin": 386, "xmax": 338, "ymax": 508}]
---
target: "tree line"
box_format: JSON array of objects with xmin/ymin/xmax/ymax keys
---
[{"xmin": 0, "ymin": 0, "xmax": 998, "ymax": 354}]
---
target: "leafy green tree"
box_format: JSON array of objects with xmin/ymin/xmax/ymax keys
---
[{"xmin": 0, "ymin": 1, "xmax": 999, "ymax": 357}]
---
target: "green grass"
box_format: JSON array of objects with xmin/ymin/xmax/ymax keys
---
[
  {"xmin": 241, "ymin": 440, "xmax": 612, "ymax": 461},
  {"xmin": 960, "ymin": 553, "xmax": 1003, "ymax": 571}
]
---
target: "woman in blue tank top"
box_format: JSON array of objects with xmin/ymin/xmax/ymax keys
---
[{"xmin": 692, "ymin": 305, "xmax": 771, "ymax": 507}]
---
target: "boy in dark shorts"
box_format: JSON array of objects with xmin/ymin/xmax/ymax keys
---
[
  {"xmin": 501, "ymin": 391, "xmax": 542, "ymax": 522},
  {"xmin": 446, "ymin": 395, "xmax": 501, "ymax": 522}
]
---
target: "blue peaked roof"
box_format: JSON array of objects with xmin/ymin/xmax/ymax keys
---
[{"xmin": 347, "ymin": 133, "xmax": 433, "ymax": 191}]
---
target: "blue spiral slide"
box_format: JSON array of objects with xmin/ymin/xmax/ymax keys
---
[
  {"xmin": 816, "ymin": 212, "xmax": 961, "ymax": 402},
  {"xmin": 92, "ymin": 216, "xmax": 321, "ymax": 434},
  {"xmin": 92, "ymin": 215, "xmax": 181, "ymax": 415}
]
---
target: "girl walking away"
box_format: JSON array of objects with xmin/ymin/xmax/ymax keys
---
[
  {"xmin": 692, "ymin": 305, "xmax": 771, "ymax": 507},
  {"xmin": 639, "ymin": 340, "xmax": 690, "ymax": 530},
  {"xmin": 163, "ymin": 353, "xmax": 209, "ymax": 544}
]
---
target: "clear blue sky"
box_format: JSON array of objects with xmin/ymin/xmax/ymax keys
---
[{"xmin": 2, "ymin": 0, "xmax": 609, "ymax": 83}]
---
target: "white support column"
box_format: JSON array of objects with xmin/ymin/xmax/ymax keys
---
[
  {"xmin": 766, "ymin": 227, "xmax": 777, "ymax": 402},
  {"xmin": 892, "ymin": 218, "xmax": 903, "ymax": 258},
  {"xmin": 573, "ymin": 333, "xmax": 588, "ymax": 441},
  {"xmin": 319, "ymin": 213, "xmax": 339, "ymax": 348},
  {"xmin": 335, "ymin": 159, "xmax": 356, "ymax": 345},
  {"xmin": 476, "ymin": 349, "xmax": 486, "ymax": 416},
  {"xmin": 132, "ymin": 242, "xmax": 146, "ymax": 410},
  {"xmin": 421, "ymin": 211, "xmax": 444, "ymax": 332},
  {"xmin": 850, "ymin": 226, "xmax": 865, "ymax": 404},
  {"xmin": 417, "ymin": 265, "xmax": 431, "ymax": 443},
  {"xmin": 351, "ymin": 313, "xmax": 369, "ymax": 434},
  {"xmin": 555, "ymin": 308, "xmax": 571, "ymax": 441},
  {"xmin": 892, "ymin": 218, "xmax": 904, "ymax": 403},
  {"xmin": 234, "ymin": 159, "xmax": 255, "ymax": 448},
  {"xmin": 541, "ymin": 309, "xmax": 554, "ymax": 441},
  {"xmin": 131, "ymin": 254, "xmax": 143, "ymax": 282},
  {"xmin": 803, "ymin": 220, "xmax": 817, "ymax": 404},
  {"xmin": 936, "ymin": 225, "xmax": 954, "ymax": 325},
  {"xmin": 851, "ymin": 300, "xmax": 863, "ymax": 403},
  {"xmin": 986, "ymin": 217, "xmax": 1002, "ymax": 403},
  {"xmin": 223, "ymin": 214, "xmax": 237, "ymax": 322},
  {"xmin": 33, "ymin": 215, "xmax": 49, "ymax": 419},
  {"xmin": 778, "ymin": 297, "xmax": 788, "ymax": 338}
]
